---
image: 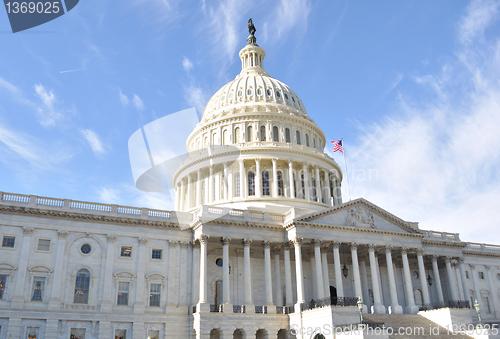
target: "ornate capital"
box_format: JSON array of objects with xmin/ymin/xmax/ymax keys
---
[
  {"xmin": 58, "ymin": 231, "xmax": 68, "ymax": 239},
  {"xmin": 283, "ymin": 241, "xmax": 293, "ymax": 250},
  {"xmin": 307, "ymin": 249, "xmax": 315, "ymax": 257},
  {"xmin": 107, "ymin": 234, "xmax": 117, "ymax": 243},
  {"xmin": 138, "ymin": 238, "xmax": 148, "ymax": 246},
  {"xmin": 292, "ymin": 237, "xmax": 303, "ymax": 246},
  {"xmin": 312, "ymin": 239, "xmax": 322, "ymax": 246},
  {"xmin": 23, "ymin": 227, "xmax": 34, "ymax": 236},
  {"xmin": 271, "ymin": 247, "xmax": 282, "ymax": 255},
  {"xmin": 470, "ymin": 264, "xmax": 475, "ymax": 269},
  {"xmin": 367, "ymin": 244, "xmax": 377, "ymax": 252},
  {"xmin": 272, "ymin": 157, "xmax": 278, "ymax": 163},
  {"xmin": 385, "ymin": 245, "xmax": 393, "ymax": 254},
  {"xmin": 199, "ymin": 235, "xmax": 209, "ymax": 244},
  {"xmin": 332, "ymin": 241, "xmax": 341, "ymax": 250},
  {"xmin": 444, "ymin": 256, "xmax": 452, "ymax": 262},
  {"xmin": 255, "ymin": 158, "xmax": 261, "ymax": 164},
  {"xmin": 262, "ymin": 240, "xmax": 272, "ymax": 248},
  {"xmin": 485, "ymin": 265, "xmax": 491, "ymax": 271},
  {"xmin": 288, "ymin": 159, "xmax": 293, "ymax": 166},
  {"xmin": 431, "ymin": 254, "xmax": 439, "ymax": 261},
  {"xmin": 321, "ymin": 243, "xmax": 330, "ymax": 253},
  {"xmin": 458, "ymin": 257, "xmax": 465, "ymax": 264},
  {"xmin": 401, "ymin": 247, "xmax": 409, "ymax": 255},
  {"xmin": 350, "ymin": 242, "xmax": 359, "ymax": 250},
  {"xmin": 242, "ymin": 239, "xmax": 252, "ymax": 246},
  {"xmin": 220, "ymin": 237, "xmax": 231, "ymax": 246},
  {"xmin": 415, "ymin": 248, "xmax": 424, "ymax": 256},
  {"xmin": 180, "ymin": 241, "xmax": 191, "ymax": 249}
]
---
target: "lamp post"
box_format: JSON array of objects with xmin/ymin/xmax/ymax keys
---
[
  {"xmin": 357, "ymin": 297, "xmax": 364, "ymax": 325},
  {"xmin": 474, "ymin": 299, "xmax": 483, "ymax": 328},
  {"xmin": 342, "ymin": 264, "xmax": 348, "ymax": 278},
  {"xmin": 427, "ymin": 274, "xmax": 433, "ymax": 286}
]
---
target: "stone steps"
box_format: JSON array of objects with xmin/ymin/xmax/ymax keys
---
[{"xmin": 363, "ymin": 314, "xmax": 475, "ymax": 339}]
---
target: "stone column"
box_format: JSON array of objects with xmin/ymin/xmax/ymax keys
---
[
  {"xmin": 470, "ymin": 264, "xmax": 483, "ymax": 310},
  {"xmin": 221, "ymin": 237, "xmax": 232, "ymax": 310},
  {"xmin": 303, "ymin": 163, "xmax": 310, "ymax": 201},
  {"xmin": 445, "ymin": 256, "xmax": 459, "ymax": 301},
  {"xmin": 332, "ymin": 241, "xmax": 344, "ymax": 298},
  {"xmin": 196, "ymin": 170, "xmax": 202, "ymax": 206},
  {"xmin": 324, "ymin": 173, "xmax": 331, "ymax": 206},
  {"xmin": 48, "ymin": 230, "xmax": 68, "ymax": 310},
  {"xmin": 385, "ymin": 246, "xmax": 403, "ymax": 314},
  {"xmin": 312, "ymin": 240, "xmax": 325, "ymax": 299},
  {"xmin": 204, "ymin": 176, "xmax": 209, "ymax": 204},
  {"xmin": 293, "ymin": 237, "xmax": 305, "ymax": 308},
  {"xmin": 432, "ymin": 256, "xmax": 444, "ymax": 303},
  {"xmin": 198, "ymin": 235, "xmax": 209, "ymax": 308},
  {"xmin": 175, "ymin": 183, "xmax": 180, "ymax": 211},
  {"xmin": 272, "ymin": 158, "xmax": 278, "ymax": 198},
  {"xmin": 11, "ymin": 227, "xmax": 34, "ymax": 308},
  {"xmin": 359, "ymin": 258, "xmax": 371, "ymax": 311},
  {"xmin": 283, "ymin": 242, "xmax": 294, "ymax": 307},
  {"xmin": 134, "ymin": 238, "xmax": 148, "ymax": 313},
  {"xmin": 375, "ymin": 250, "xmax": 385, "ymax": 305},
  {"xmin": 272, "ymin": 247, "xmax": 283, "ymax": 306},
  {"xmin": 315, "ymin": 166, "xmax": 322, "ymax": 202},
  {"xmin": 187, "ymin": 174, "xmax": 192, "ymax": 210},
  {"xmin": 454, "ymin": 262, "xmax": 464, "ymax": 300},
  {"xmin": 228, "ymin": 165, "xmax": 233, "ymax": 200},
  {"xmin": 288, "ymin": 160, "xmax": 295, "ymax": 198},
  {"xmin": 100, "ymin": 234, "xmax": 116, "ymax": 312},
  {"xmin": 179, "ymin": 178, "xmax": 185, "ymax": 211},
  {"xmin": 239, "ymin": 159, "xmax": 246, "ymax": 198},
  {"xmin": 401, "ymin": 248, "xmax": 419, "ymax": 313},
  {"xmin": 242, "ymin": 239, "xmax": 253, "ymax": 310},
  {"xmin": 368, "ymin": 245, "xmax": 385, "ymax": 313},
  {"xmin": 208, "ymin": 166, "xmax": 214, "ymax": 203},
  {"xmin": 223, "ymin": 162, "xmax": 228, "ymax": 201},
  {"xmin": 350, "ymin": 243, "xmax": 363, "ymax": 301},
  {"xmin": 255, "ymin": 158, "xmax": 262, "ymax": 197},
  {"xmin": 458, "ymin": 258, "xmax": 471, "ymax": 306},
  {"xmin": 309, "ymin": 250, "xmax": 317, "ymax": 298},
  {"xmin": 321, "ymin": 244, "xmax": 330, "ymax": 298},
  {"xmin": 485, "ymin": 266, "xmax": 498, "ymax": 316},
  {"xmin": 416, "ymin": 249, "xmax": 430, "ymax": 307},
  {"xmin": 263, "ymin": 241, "xmax": 275, "ymax": 311}
]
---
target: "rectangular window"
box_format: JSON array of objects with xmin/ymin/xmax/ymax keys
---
[
  {"xmin": 37, "ymin": 239, "xmax": 50, "ymax": 251},
  {"xmin": 479, "ymin": 271, "xmax": 485, "ymax": 279},
  {"xmin": 151, "ymin": 249, "xmax": 162, "ymax": 260},
  {"xmin": 2, "ymin": 236, "xmax": 15, "ymax": 248},
  {"xmin": 31, "ymin": 277, "xmax": 45, "ymax": 301},
  {"xmin": 465, "ymin": 271, "xmax": 469, "ymax": 279},
  {"xmin": 147, "ymin": 330, "xmax": 159, "ymax": 339},
  {"xmin": 114, "ymin": 329, "xmax": 127, "ymax": 339},
  {"xmin": 482, "ymin": 296, "xmax": 491, "ymax": 313},
  {"xmin": 117, "ymin": 282, "xmax": 129, "ymax": 305},
  {"xmin": 120, "ymin": 246, "xmax": 132, "ymax": 257},
  {"xmin": 26, "ymin": 326, "xmax": 39, "ymax": 339},
  {"xmin": 149, "ymin": 283, "xmax": 161, "ymax": 307},
  {"xmin": 0, "ymin": 274, "xmax": 7, "ymax": 299},
  {"xmin": 70, "ymin": 328, "xmax": 86, "ymax": 339}
]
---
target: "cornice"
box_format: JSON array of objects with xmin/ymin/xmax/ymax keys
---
[
  {"xmin": 190, "ymin": 216, "xmax": 283, "ymax": 232},
  {"xmin": 422, "ymin": 239, "xmax": 468, "ymax": 248},
  {"xmin": 463, "ymin": 251, "xmax": 500, "ymax": 258},
  {"xmin": 0, "ymin": 205, "xmax": 181, "ymax": 229}
]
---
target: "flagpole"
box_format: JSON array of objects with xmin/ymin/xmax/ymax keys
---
[{"xmin": 341, "ymin": 138, "xmax": 352, "ymax": 201}]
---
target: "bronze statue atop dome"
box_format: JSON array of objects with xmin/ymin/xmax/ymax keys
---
[{"xmin": 247, "ymin": 18, "xmax": 258, "ymax": 46}]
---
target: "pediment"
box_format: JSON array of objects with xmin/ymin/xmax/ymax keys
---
[{"xmin": 296, "ymin": 198, "xmax": 420, "ymax": 234}]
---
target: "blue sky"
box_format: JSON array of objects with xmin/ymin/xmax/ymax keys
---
[{"xmin": 1, "ymin": 0, "xmax": 499, "ymax": 243}]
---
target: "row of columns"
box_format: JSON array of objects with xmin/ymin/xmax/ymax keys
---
[
  {"xmin": 176, "ymin": 159, "xmax": 342, "ymax": 211},
  {"xmin": 196, "ymin": 236, "xmax": 475, "ymax": 314}
]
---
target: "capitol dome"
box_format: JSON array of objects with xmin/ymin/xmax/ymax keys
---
[{"xmin": 173, "ymin": 29, "xmax": 343, "ymax": 213}]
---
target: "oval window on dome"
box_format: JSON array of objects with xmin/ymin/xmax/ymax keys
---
[
  {"xmin": 257, "ymin": 88, "xmax": 262, "ymax": 95},
  {"xmin": 284, "ymin": 93, "xmax": 289, "ymax": 100},
  {"xmin": 276, "ymin": 91, "xmax": 281, "ymax": 98},
  {"xmin": 238, "ymin": 90, "xmax": 242, "ymax": 97},
  {"xmin": 292, "ymin": 97, "xmax": 295, "ymax": 102},
  {"xmin": 266, "ymin": 89, "xmax": 271, "ymax": 96},
  {"xmin": 215, "ymin": 99, "xmax": 218, "ymax": 105},
  {"xmin": 229, "ymin": 92, "xmax": 234, "ymax": 99},
  {"xmin": 247, "ymin": 89, "xmax": 252, "ymax": 96},
  {"xmin": 221, "ymin": 95, "xmax": 225, "ymax": 101}
]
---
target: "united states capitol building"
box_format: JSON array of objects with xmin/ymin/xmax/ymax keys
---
[{"xmin": 1, "ymin": 24, "xmax": 500, "ymax": 339}]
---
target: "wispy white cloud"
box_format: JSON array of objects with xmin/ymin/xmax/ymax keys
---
[
  {"xmin": 33, "ymin": 84, "xmax": 64, "ymax": 127},
  {"xmin": 385, "ymin": 73, "xmax": 403, "ymax": 95},
  {"xmin": 265, "ymin": 0, "xmax": 311, "ymax": 42},
  {"xmin": 183, "ymin": 83, "xmax": 209, "ymax": 117},
  {"xmin": 342, "ymin": 0, "xmax": 500, "ymax": 244},
  {"xmin": 80, "ymin": 129, "xmax": 105, "ymax": 155},
  {"xmin": 133, "ymin": 94, "xmax": 144, "ymax": 111},
  {"xmin": 458, "ymin": 0, "xmax": 499, "ymax": 45},
  {"xmin": 96, "ymin": 183, "xmax": 173, "ymax": 210},
  {"xmin": 182, "ymin": 56, "xmax": 193, "ymax": 73},
  {"xmin": 119, "ymin": 89, "xmax": 129, "ymax": 107}
]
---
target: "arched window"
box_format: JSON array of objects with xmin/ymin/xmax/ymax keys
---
[
  {"xmin": 262, "ymin": 171, "xmax": 270, "ymax": 196},
  {"xmin": 285, "ymin": 128, "xmax": 291, "ymax": 143},
  {"xmin": 204, "ymin": 137, "xmax": 208, "ymax": 148},
  {"xmin": 247, "ymin": 126, "xmax": 253, "ymax": 142},
  {"xmin": 234, "ymin": 127, "xmax": 240, "ymax": 143},
  {"xmin": 296, "ymin": 130, "xmax": 301, "ymax": 145},
  {"xmin": 260, "ymin": 125, "xmax": 266, "ymax": 141},
  {"xmin": 305, "ymin": 134, "xmax": 310, "ymax": 147},
  {"xmin": 301, "ymin": 173, "xmax": 305, "ymax": 199},
  {"xmin": 222, "ymin": 130, "xmax": 228, "ymax": 145},
  {"xmin": 235, "ymin": 173, "xmax": 240, "ymax": 197},
  {"xmin": 277, "ymin": 171, "xmax": 284, "ymax": 196},
  {"xmin": 293, "ymin": 173, "xmax": 297, "ymax": 198},
  {"xmin": 273, "ymin": 126, "xmax": 279, "ymax": 142},
  {"xmin": 74, "ymin": 268, "xmax": 90, "ymax": 304},
  {"xmin": 311, "ymin": 178, "xmax": 317, "ymax": 201},
  {"xmin": 201, "ymin": 181, "xmax": 206, "ymax": 204},
  {"xmin": 414, "ymin": 289, "xmax": 423, "ymax": 307},
  {"xmin": 313, "ymin": 138, "xmax": 316, "ymax": 149},
  {"xmin": 248, "ymin": 172, "xmax": 255, "ymax": 196}
]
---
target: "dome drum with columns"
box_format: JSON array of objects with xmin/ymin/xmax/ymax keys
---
[{"xmin": 173, "ymin": 32, "xmax": 342, "ymax": 213}]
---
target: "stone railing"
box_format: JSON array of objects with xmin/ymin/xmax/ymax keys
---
[
  {"xmin": 233, "ymin": 305, "xmax": 245, "ymax": 313},
  {"xmin": 194, "ymin": 205, "xmax": 284, "ymax": 224},
  {"xmin": 419, "ymin": 300, "xmax": 470, "ymax": 311},
  {"xmin": 276, "ymin": 306, "xmax": 294, "ymax": 314},
  {"xmin": 465, "ymin": 242, "xmax": 500, "ymax": 254},
  {"xmin": 422, "ymin": 230, "xmax": 461, "ymax": 242},
  {"xmin": 0, "ymin": 191, "xmax": 186, "ymax": 222},
  {"xmin": 210, "ymin": 304, "xmax": 223, "ymax": 313},
  {"xmin": 255, "ymin": 305, "xmax": 268, "ymax": 314},
  {"xmin": 300, "ymin": 296, "xmax": 358, "ymax": 311}
]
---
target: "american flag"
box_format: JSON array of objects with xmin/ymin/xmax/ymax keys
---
[{"xmin": 331, "ymin": 140, "xmax": 343, "ymax": 153}]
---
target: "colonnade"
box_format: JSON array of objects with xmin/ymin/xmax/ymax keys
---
[
  {"xmin": 195, "ymin": 237, "xmax": 472, "ymax": 314},
  {"xmin": 176, "ymin": 159, "xmax": 342, "ymax": 211}
]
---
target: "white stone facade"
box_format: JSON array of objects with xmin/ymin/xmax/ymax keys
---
[{"xmin": 1, "ymin": 33, "xmax": 500, "ymax": 339}]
